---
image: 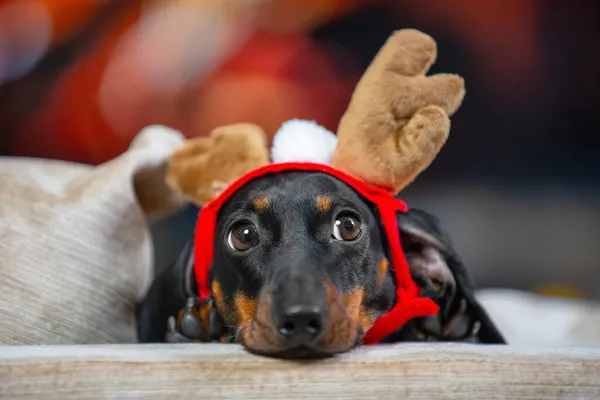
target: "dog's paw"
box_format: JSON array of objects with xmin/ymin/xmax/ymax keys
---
[
  {"xmin": 165, "ymin": 296, "xmax": 233, "ymax": 343},
  {"xmin": 165, "ymin": 297, "xmax": 212, "ymax": 343},
  {"xmin": 166, "ymin": 316, "xmax": 193, "ymax": 343},
  {"xmin": 411, "ymin": 265, "xmax": 480, "ymax": 341},
  {"xmin": 415, "ymin": 298, "xmax": 481, "ymax": 342},
  {"xmin": 165, "ymin": 297, "xmax": 206, "ymax": 342}
]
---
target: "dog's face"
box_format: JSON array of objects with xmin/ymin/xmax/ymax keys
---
[
  {"xmin": 136, "ymin": 170, "xmax": 506, "ymax": 353},
  {"xmin": 210, "ymin": 171, "xmax": 394, "ymax": 358}
]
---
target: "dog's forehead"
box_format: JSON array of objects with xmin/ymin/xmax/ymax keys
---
[{"xmin": 223, "ymin": 171, "xmax": 367, "ymax": 212}]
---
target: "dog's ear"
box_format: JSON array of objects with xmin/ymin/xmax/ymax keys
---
[
  {"xmin": 166, "ymin": 123, "xmax": 270, "ymax": 206},
  {"xmin": 398, "ymin": 208, "xmax": 506, "ymax": 344},
  {"xmin": 331, "ymin": 29, "xmax": 465, "ymax": 195}
]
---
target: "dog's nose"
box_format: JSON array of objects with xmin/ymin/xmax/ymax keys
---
[{"xmin": 277, "ymin": 307, "xmax": 325, "ymax": 344}]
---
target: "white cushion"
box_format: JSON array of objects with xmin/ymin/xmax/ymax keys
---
[{"xmin": 0, "ymin": 125, "xmax": 185, "ymax": 344}]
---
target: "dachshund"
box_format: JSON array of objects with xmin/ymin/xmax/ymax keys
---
[{"xmin": 136, "ymin": 171, "xmax": 505, "ymax": 359}]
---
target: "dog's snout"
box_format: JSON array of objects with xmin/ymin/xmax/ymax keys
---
[
  {"xmin": 277, "ymin": 306, "xmax": 325, "ymax": 344},
  {"xmin": 269, "ymin": 258, "xmax": 328, "ymax": 347}
]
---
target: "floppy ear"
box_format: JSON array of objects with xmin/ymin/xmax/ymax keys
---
[
  {"xmin": 166, "ymin": 123, "xmax": 270, "ymax": 206},
  {"xmin": 331, "ymin": 29, "xmax": 465, "ymax": 195},
  {"xmin": 397, "ymin": 208, "xmax": 506, "ymax": 344}
]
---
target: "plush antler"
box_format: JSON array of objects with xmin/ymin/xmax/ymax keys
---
[
  {"xmin": 331, "ymin": 29, "xmax": 466, "ymax": 194},
  {"xmin": 166, "ymin": 123, "xmax": 270, "ymax": 205},
  {"xmin": 164, "ymin": 29, "xmax": 464, "ymax": 205}
]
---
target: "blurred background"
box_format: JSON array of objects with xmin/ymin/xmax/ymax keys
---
[{"xmin": 1, "ymin": 0, "xmax": 599, "ymax": 299}]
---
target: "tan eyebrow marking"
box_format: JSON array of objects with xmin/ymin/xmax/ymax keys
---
[
  {"xmin": 316, "ymin": 196, "xmax": 332, "ymax": 212},
  {"xmin": 252, "ymin": 197, "xmax": 269, "ymax": 213}
]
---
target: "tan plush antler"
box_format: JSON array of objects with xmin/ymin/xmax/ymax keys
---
[
  {"xmin": 166, "ymin": 123, "xmax": 270, "ymax": 205},
  {"xmin": 331, "ymin": 29, "xmax": 466, "ymax": 194},
  {"xmin": 165, "ymin": 29, "xmax": 464, "ymax": 204}
]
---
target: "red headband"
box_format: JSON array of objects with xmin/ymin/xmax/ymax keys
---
[{"xmin": 193, "ymin": 162, "xmax": 439, "ymax": 344}]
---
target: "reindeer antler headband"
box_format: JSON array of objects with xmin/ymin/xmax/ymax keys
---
[{"xmin": 167, "ymin": 29, "xmax": 466, "ymax": 344}]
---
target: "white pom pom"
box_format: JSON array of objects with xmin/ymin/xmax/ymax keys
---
[{"xmin": 270, "ymin": 119, "xmax": 338, "ymax": 165}]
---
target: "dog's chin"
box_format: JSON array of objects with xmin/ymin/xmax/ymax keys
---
[
  {"xmin": 240, "ymin": 335, "xmax": 362, "ymax": 360},
  {"xmin": 245, "ymin": 345, "xmax": 336, "ymax": 360}
]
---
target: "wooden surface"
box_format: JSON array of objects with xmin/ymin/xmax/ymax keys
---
[{"xmin": 1, "ymin": 343, "xmax": 600, "ymax": 399}]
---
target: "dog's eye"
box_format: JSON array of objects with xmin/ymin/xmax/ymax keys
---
[
  {"xmin": 227, "ymin": 223, "xmax": 259, "ymax": 251},
  {"xmin": 332, "ymin": 215, "xmax": 362, "ymax": 241}
]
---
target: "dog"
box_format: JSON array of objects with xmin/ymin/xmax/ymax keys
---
[{"xmin": 136, "ymin": 171, "xmax": 505, "ymax": 358}]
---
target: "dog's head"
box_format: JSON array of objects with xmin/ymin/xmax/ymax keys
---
[
  {"xmin": 209, "ymin": 171, "xmax": 393, "ymax": 358},
  {"xmin": 161, "ymin": 29, "xmax": 488, "ymax": 357},
  {"xmin": 198, "ymin": 168, "xmax": 505, "ymax": 358}
]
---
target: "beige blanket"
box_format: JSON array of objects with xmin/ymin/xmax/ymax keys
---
[
  {"xmin": 0, "ymin": 126, "xmax": 186, "ymax": 345},
  {"xmin": 477, "ymin": 288, "xmax": 600, "ymax": 347}
]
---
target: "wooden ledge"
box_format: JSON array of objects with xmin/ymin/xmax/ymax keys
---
[{"xmin": 1, "ymin": 343, "xmax": 600, "ymax": 399}]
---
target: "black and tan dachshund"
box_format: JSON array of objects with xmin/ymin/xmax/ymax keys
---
[{"xmin": 136, "ymin": 171, "xmax": 505, "ymax": 358}]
